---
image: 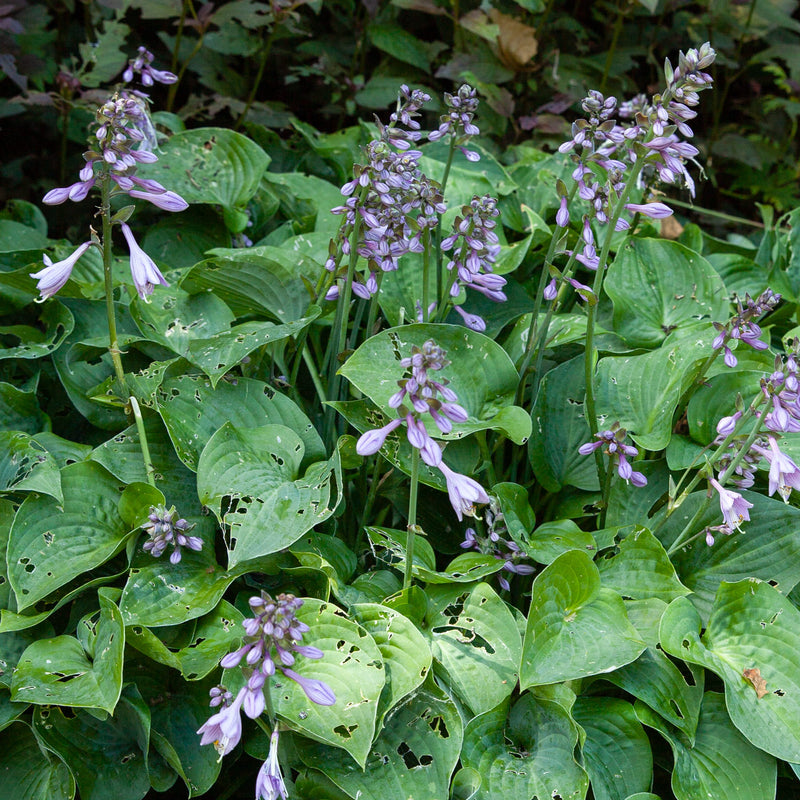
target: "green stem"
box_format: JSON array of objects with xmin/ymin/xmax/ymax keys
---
[
  {"xmin": 477, "ymin": 432, "xmax": 497, "ymax": 486},
  {"xmin": 234, "ymin": 25, "xmax": 278, "ymax": 131},
  {"xmin": 166, "ymin": 0, "xmax": 191, "ymax": 112},
  {"xmin": 356, "ymin": 457, "xmax": 383, "ymax": 554},
  {"xmin": 599, "ymin": 457, "xmax": 614, "ymax": 527},
  {"xmin": 436, "ymin": 138, "xmax": 459, "ymax": 313},
  {"xmin": 129, "ymin": 397, "xmax": 156, "ymax": 487},
  {"xmin": 404, "ymin": 447, "xmax": 420, "ymax": 591},
  {"xmin": 421, "ymin": 229, "xmax": 431, "ymax": 322},
  {"xmin": 302, "ymin": 347, "xmax": 327, "ymax": 408},
  {"xmin": 363, "ymin": 272, "xmax": 384, "ymax": 343},
  {"xmin": 599, "ymin": 0, "xmax": 626, "ymax": 94}
]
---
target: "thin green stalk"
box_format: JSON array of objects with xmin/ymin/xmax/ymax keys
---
[
  {"xmin": 166, "ymin": 0, "xmax": 191, "ymax": 112},
  {"xmin": 363, "ymin": 272, "xmax": 384, "ymax": 343},
  {"xmin": 599, "ymin": 0, "xmax": 626, "ymax": 94},
  {"xmin": 421, "ymin": 229, "xmax": 431, "ymax": 322},
  {"xmin": 302, "ymin": 348, "xmax": 327, "ymax": 408},
  {"xmin": 477, "ymin": 432, "xmax": 497, "ymax": 486},
  {"xmin": 436, "ymin": 137, "xmax": 458, "ymax": 312},
  {"xmin": 129, "ymin": 397, "xmax": 156, "ymax": 487},
  {"xmin": 234, "ymin": 25, "xmax": 278, "ymax": 131},
  {"xmin": 598, "ymin": 456, "xmax": 614, "ymax": 528},
  {"xmin": 404, "ymin": 447, "xmax": 420, "ymax": 591},
  {"xmin": 356, "ymin": 457, "xmax": 383, "ymax": 554}
]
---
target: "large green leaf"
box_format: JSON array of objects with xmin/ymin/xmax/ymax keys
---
[
  {"xmin": 0, "ymin": 722, "xmax": 74, "ymax": 800},
  {"xmin": 572, "ymin": 697, "xmax": 653, "ymax": 800},
  {"xmin": 605, "ymin": 238, "xmax": 730, "ymax": 348},
  {"xmin": 368, "ymin": 23, "xmax": 431, "ymax": 70},
  {"xmin": 0, "ymin": 380, "xmax": 48, "ymax": 434},
  {"xmin": 595, "ymin": 325, "xmax": 716, "ymax": 451},
  {"xmin": 296, "ymin": 681, "xmax": 462, "ymax": 800},
  {"xmin": 350, "ymin": 603, "xmax": 432, "ymax": 727},
  {"xmin": 0, "ymin": 300, "xmax": 74, "ymax": 360},
  {"xmin": 340, "ymin": 323, "xmax": 530, "ymax": 445},
  {"xmin": 197, "ymin": 423, "xmax": 341, "ymax": 567},
  {"xmin": 0, "ymin": 431, "xmax": 62, "ymax": 501},
  {"xmin": 656, "ymin": 491, "xmax": 800, "ymax": 620},
  {"xmin": 32, "ymin": 697, "xmax": 151, "ymax": 800},
  {"xmin": 137, "ymin": 127, "xmax": 270, "ymax": 210},
  {"xmin": 461, "ymin": 692, "xmax": 589, "ymax": 800},
  {"xmin": 271, "ymin": 599, "xmax": 385, "ymax": 767},
  {"xmin": 529, "ymin": 355, "xmax": 597, "ymax": 491},
  {"xmin": 7, "ymin": 462, "xmax": 129, "ymax": 611},
  {"xmin": 636, "ymin": 693, "xmax": 776, "ymax": 800},
  {"xmin": 520, "ymin": 550, "xmax": 645, "ymax": 688},
  {"xmin": 425, "ymin": 582, "xmax": 521, "ymax": 716},
  {"xmin": 11, "ymin": 589, "xmax": 124, "ymax": 713},
  {"xmin": 660, "ymin": 582, "xmax": 800, "ymax": 762},
  {"xmin": 596, "ymin": 526, "xmax": 690, "ymax": 602},
  {"xmin": 154, "ymin": 375, "xmax": 325, "ymax": 471},
  {"xmin": 181, "ymin": 246, "xmax": 322, "ymax": 321}
]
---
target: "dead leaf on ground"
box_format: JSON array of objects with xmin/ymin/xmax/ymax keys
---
[{"xmin": 488, "ymin": 8, "xmax": 538, "ymax": 71}]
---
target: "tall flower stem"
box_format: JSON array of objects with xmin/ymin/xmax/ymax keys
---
[
  {"xmin": 583, "ymin": 161, "xmax": 644, "ymax": 482},
  {"xmin": 100, "ymin": 177, "xmax": 157, "ymax": 488},
  {"xmin": 404, "ymin": 447, "xmax": 420, "ymax": 591},
  {"xmin": 421, "ymin": 229, "xmax": 432, "ymax": 322},
  {"xmin": 435, "ymin": 138, "xmax": 458, "ymax": 311},
  {"xmin": 234, "ymin": 25, "xmax": 278, "ymax": 131},
  {"xmin": 363, "ymin": 272, "xmax": 384, "ymax": 343}
]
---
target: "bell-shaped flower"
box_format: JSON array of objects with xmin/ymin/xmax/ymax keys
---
[
  {"xmin": 129, "ymin": 188, "xmax": 188, "ymax": 212},
  {"xmin": 709, "ymin": 477, "xmax": 753, "ymax": 531},
  {"xmin": 256, "ymin": 728, "xmax": 289, "ymax": 800},
  {"xmin": 30, "ymin": 241, "xmax": 92, "ymax": 301},
  {"xmin": 438, "ymin": 462, "xmax": 490, "ymax": 521},
  {"xmin": 120, "ymin": 222, "xmax": 169, "ymax": 300},
  {"xmin": 197, "ymin": 686, "xmax": 247, "ymax": 757}
]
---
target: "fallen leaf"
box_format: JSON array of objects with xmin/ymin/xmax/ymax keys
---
[
  {"xmin": 488, "ymin": 8, "xmax": 538, "ymax": 71},
  {"xmin": 660, "ymin": 214, "xmax": 684, "ymax": 240},
  {"xmin": 743, "ymin": 666, "xmax": 768, "ymax": 699}
]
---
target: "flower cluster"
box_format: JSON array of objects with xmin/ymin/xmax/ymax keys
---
[
  {"xmin": 441, "ymin": 194, "xmax": 505, "ymax": 331},
  {"xmin": 578, "ymin": 422, "xmax": 647, "ymax": 486},
  {"xmin": 428, "ymin": 83, "xmax": 481, "ymax": 162},
  {"xmin": 712, "ymin": 289, "xmax": 779, "ymax": 368},
  {"xmin": 356, "ymin": 340, "xmax": 490, "ymax": 520},
  {"xmin": 460, "ymin": 501, "xmax": 534, "ymax": 591},
  {"xmin": 122, "ymin": 46, "xmax": 177, "ymax": 87},
  {"xmin": 35, "ymin": 86, "xmax": 187, "ymax": 302},
  {"xmin": 141, "ymin": 504, "xmax": 202, "ymax": 564},
  {"xmin": 198, "ymin": 592, "xmax": 334, "ymax": 761}
]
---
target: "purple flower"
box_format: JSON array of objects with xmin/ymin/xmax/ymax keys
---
[
  {"xmin": 197, "ymin": 687, "xmax": 247, "ymax": 757},
  {"xmin": 556, "ymin": 196, "xmax": 570, "ymax": 227},
  {"xmin": 356, "ymin": 418, "xmax": 402, "ymax": 455},
  {"xmin": 438, "ymin": 462, "xmax": 490, "ymax": 521},
  {"xmin": 716, "ymin": 411, "xmax": 742, "ymax": 437},
  {"xmin": 709, "ymin": 477, "xmax": 753, "ymax": 531},
  {"xmin": 282, "ymin": 668, "xmax": 336, "ymax": 706},
  {"xmin": 543, "ymin": 278, "xmax": 558, "ymax": 301},
  {"xmin": 128, "ymin": 189, "xmax": 189, "ymax": 212},
  {"xmin": 30, "ymin": 241, "xmax": 92, "ymax": 301},
  {"xmin": 764, "ymin": 437, "xmax": 800, "ymax": 502},
  {"xmin": 141, "ymin": 503, "xmax": 201, "ymax": 562},
  {"xmin": 121, "ymin": 222, "xmax": 169, "ymax": 300},
  {"xmin": 256, "ymin": 728, "xmax": 289, "ymax": 800},
  {"xmin": 624, "ymin": 202, "xmax": 673, "ymax": 219}
]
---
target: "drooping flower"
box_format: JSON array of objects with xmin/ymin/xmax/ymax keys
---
[
  {"xmin": 438, "ymin": 462, "xmax": 491, "ymax": 521},
  {"xmin": 122, "ymin": 46, "xmax": 178, "ymax": 86},
  {"xmin": 759, "ymin": 437, "xmax": 800, "ymax": 502},
  {"xmin": 281, "ymin": 668, "xmax": 337, "ymax": 706},
  {"xmin": 197, "ymin": 687, "xmax": 248, "ymax": 757},
  {"xmin": 30, "ymin": 241, "xmax": 93, "ymax": 301},
  {"xmin": 120, "ymin": 222, "xmax": 170, "ymax": 300},
  {"xmin": 255, "ymin": 727, "xmax": 289, "ymax": 800},
  {"xmin": 709, "ymin": 477, "xmax": 753, "ymax": 531}
]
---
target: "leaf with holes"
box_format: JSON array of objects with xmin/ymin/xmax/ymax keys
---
[
  {"xmin": 0, "ymin": 722, "xmax": 74, "ymax": 800},
  {"xmin": 0, "ymin": 431, "xmax": 62, "ymax": 502},
  {"xmin": 596, "ymin": 526, "xmax": 690, "ymax": 602},
  {"xmin": 7, "ymin": 462, "xmax": 129, "ymax": 611},
  {"xmin": 11, "ymin": 589, "xmax": 124, "ymax": 713},
  {"xmin": 339, "ymin": 323, "xmax": 531, "ymax": 446},
  {"xmin": 295, "ymin": 680, "xmax": 462, "ymax": 799},
  {"xmin": 636, "ymin": 693, "xmax": 776, "ymax": 800},
  {"xmin": 660, "ymin": 581, "xmax": 800, "ymax": 762},
  {"xmin": 197, "ymin": 423, "xmax": 341, "ymax": 567},
  {"xmin": 32, "ymin": 698, "xmax": 150, "ymax": 800},
  {"xmin": 461, "ymin": 692, "xmax": 589, "ymax": 800},
  {"xmin": 137, "ymin": 127, "xmax": 270, "ymax": 210},
  {"xmin": 425, "ymin": 582, "xmax": 521, "ymax": 716},
  {"xmin": 0, "ymin": 300, "xmax": 74, "ymax": 361},
  {"xmin": 270, "ymin": 599, "xmax": 385, "ymax": 767},
  {"xmin": 155, "ymin": 376, "xmax": 325, "ymax": 472},
  {"xmin": 572, "ymin": 697, "xmax": 653, "ymax": 800},
  {"xmin": 349, "ymin": 603, "xmax": 431, "ymax": 726},
  {"xmin": 520, "ymin": 550, "xmax": 646, "ymax": 688}
]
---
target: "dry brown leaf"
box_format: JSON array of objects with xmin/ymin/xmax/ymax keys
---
[
  {"xmin": 743, "ymin": 667, "xmax": 768, "ymax": 699},
  {"xmin": 660, "ymin": 214, "xmax": 684, "ymax": 240},
  {"xmin": 488, "ymin": 8, "xmax": 538, "ymax": 71}
]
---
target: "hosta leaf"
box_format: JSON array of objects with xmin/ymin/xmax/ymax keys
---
[
  {"xmin": 11, "ymin": 589, "xmax": 124, "ymax": 712},
  {"xmin": 525, "ymin": 519, "xmax": 597, "ymax": 565},
  {"xmin": 636, "ymin": 693, "xmax": 776, "ymax": 800},
  {"xmin": 271, "ymin": 599, "xmax": 385, "ymax": 767},
  {"xmin": 0, "ymin": 431, "xmax": 62, "ymax": 501},
  {"xmin": 0, "ymin": 300, "xmax": 74, "ymax": 360},
  {"xmin": 595, "ymin": 325, "xmax": 716, "ymax": 451},
  {"xmin": 572, "ymin": 697, "xmax": 653, "ymax": 800},
  {"xmin": 660, "ymin": 581, "xmax": 800, "ymax": 762},
  {"xmin": 155, "ymin": 376, "xmax": 325, "ymax": 472},
  {"xmin": 596, "ymin": 526, "xmax": 690, "ymax": 602},
  {"xmin": 520, "ymin": 550, "xmax": 645, "ymax": 688},
  {"xmin": 137, "ymin": 127, "xmax": 270, "ymax": 210},
  {"xmin": 339, "ymin": 323, "xmax": 530, "ymax": 445},
  {"xmin": 605, "ymin": 238, "xmax": 729, "ymax": 348},
  {"xmin": 196, "ymin": 423, "xmax": 341, "ymax": 567},
  {"xmin": 350, "ymin": 603, "xmax": 432, "ymax": 726},
  {"xmin": 295, "ymin": 681, "xmax": 462, "ymax": 799},
  {"xmin": 8, "ymin": 462, "xmax": 129, "ymax": 611},
  {"xmin": 0, "ymin": 722, "xmax": 74, "ymax": 800},
  {"xmin": 461, "ymin": 693, "xmax": 589, "ymax": 800},
  {"xmin": 425, "ymin": 582, "xmax": 522, "ymax": 716}
]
